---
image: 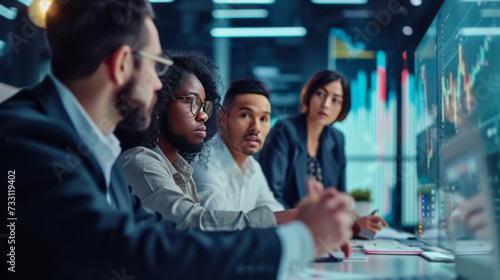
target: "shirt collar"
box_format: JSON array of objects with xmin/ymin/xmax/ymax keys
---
[
  {"xmin": 152, "ymin": 145, "xmax": 193, "ymax": 177},
  {"xmin": 49, "ymin": 74, "xmax": 121, "ymax": 188},
  {"xmin": 212, "ymin": 133, "xmax": 256, "ymax": 176}
]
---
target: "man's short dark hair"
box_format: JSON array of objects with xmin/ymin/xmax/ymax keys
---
[
  {"xmin": 46, "ymin": 0, "xmax": 154, "ymax": 81},
  {"xmin": 223, "ymin": 78, "xmax": 270, "ymax": 109}
]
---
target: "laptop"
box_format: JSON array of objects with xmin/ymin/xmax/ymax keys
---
[{"xmin": 440, "ymin": 125, "xmax": 500, "ymax": 280}]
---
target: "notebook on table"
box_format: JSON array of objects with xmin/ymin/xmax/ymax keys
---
[{"xmin": 362, "ymin": 243, "xmax": 423, "ymax": 255}]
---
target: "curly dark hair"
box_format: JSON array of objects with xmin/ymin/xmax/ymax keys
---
[{"xmin": 115, "ymin": 49, "xmax": 223, "ymax": 163}]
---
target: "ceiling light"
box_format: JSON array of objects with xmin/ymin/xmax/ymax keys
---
[
  {"xmin": 210, "ymin": 27, "xmax": 307, "ymax": 37},
  {"xmin": 410, "ymin": 0, "xmax": 422, "ymax": 6},
  {"xmin": 402, "ymin": 26, "xmax": 413, "ymax": 36},
  {"xmin": 149, "ymin": 0, "xmax": 174, "ymax": 3},
  {"xmin": 460, "ymin": 27, "xmax": 500, "ymax": 36},
  {"xmin": 212, "ymin": 0, "xmax": 275, "ymax": 4},
  {"xmin": 341, "ymin": 10, "xmax": 370, "ymax": 18},
  {"xmin": 17, "ymin": 0, "xmax": 33, "ymax": 6},
  {"xmin": 252, "ymin": 66, "xmax": 280, "ymax": 77},
  {"xmin": 212, "ymin": 9, "xmax": 269, "ymax": 18},
  {"xmin": 0, "ymin": 5, "xmax": 17, "ymax": 20},
  {"xmin": 312, "ymin": 0, "xmax": 368, "ymax": 4}
]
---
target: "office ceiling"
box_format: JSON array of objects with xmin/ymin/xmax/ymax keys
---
[
  {"xmin": 151, "ymin": 0, "xmax": 443, "ymax": 48},
  {"xmin": 151, "ymin": 0, "xmax": 444, "ymax": 102},
  {"xmin": 0, "ymin": 0, "xmax": 444, "ymax": 95}
]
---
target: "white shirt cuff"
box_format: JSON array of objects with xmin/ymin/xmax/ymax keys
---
[{"xmin": 275, "ymin": 221, "xmax": 315, "ymax": 280}]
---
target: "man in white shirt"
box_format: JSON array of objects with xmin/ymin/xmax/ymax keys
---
[{"xmin": 192, "ymin": 78, "xmax": 285, "ymax": 212}]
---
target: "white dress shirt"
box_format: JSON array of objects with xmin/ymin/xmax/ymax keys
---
[
  {"xmin": 50, "ymin": 74, "xmax": 121, "ymax": 204},
  {"xmin": 192, "ymin": 134, "xmax": 284, "ymax": 212},
  {"xmin": 191, "ymin": 135, "xmax": 313, "ymax": 279}
]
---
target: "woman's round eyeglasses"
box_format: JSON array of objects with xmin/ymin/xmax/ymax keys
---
[{"xmin": 174, "ymin": 97, "xmax": 213, "ymax": 118}]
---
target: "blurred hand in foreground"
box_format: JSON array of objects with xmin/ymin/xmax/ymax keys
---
[{"xmin": 296, "ymin": 177, "xmax": 354, "ymax": 257}]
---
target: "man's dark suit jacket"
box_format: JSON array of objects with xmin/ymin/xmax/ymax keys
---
[
  {"xmin": 0, "ymin": 77, "xmax": 281, "ymax": 280},
  {"xmin": 258, "ymin": 114, "xmax": 346, "ymax": 209}
]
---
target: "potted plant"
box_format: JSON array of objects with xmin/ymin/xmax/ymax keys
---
[{"xmin": 350, "ymin": 189, "xmax": 372, "ymax": 216}]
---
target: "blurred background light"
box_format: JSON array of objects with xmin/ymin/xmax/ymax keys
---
[
  {"xmin": 212, "ymin": 9, "xmax": 269, "ymax": 19},
  {"xmin": 403, "ymin": 26, "xmax": 413, "ymax": 36},
  {"xmin": 0, "ymin": 5, "xmax": 18, "ymax": 20},
  {"xmin": 410, "ymin": 0, "xmax": 422, "ymax": 6},
  {"xmin": 210, "ymin": 27, "xmax": 307, "ymax": 37},
  {"xmin": 17, "ymin": 0, "xmax": 33, "ymax": 7},
  {"xmin": 27, "ymin": 0, "xmax": 52, "ymax": 28},
  {"xmin": 212, "ymin": 0, "xmax": 275, "ymax": 4},
  {"xmin": 312, "ymin": 0, "xmax": 368, "ymax": 4},
  {"xmin": 341, "ymin": 9, "xmax": 370, "ymax": 18}
]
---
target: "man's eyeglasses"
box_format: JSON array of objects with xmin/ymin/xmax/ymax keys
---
[
  {"xmin": 132, "ymin": 49, "xmax": 173, "ymax": 76},
  {"xmin": 174, "ymin": 96, "xmax": 213, "ymax": 118}
]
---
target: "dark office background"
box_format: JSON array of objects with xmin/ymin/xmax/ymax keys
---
[{"xmin": 0, "ymin": 0, "xmax": 445, "ymax": 230}]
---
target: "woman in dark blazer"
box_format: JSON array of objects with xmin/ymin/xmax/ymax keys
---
[{"xmin": 259, "ymin": 70, "xmax": 387, "ymax": 235}]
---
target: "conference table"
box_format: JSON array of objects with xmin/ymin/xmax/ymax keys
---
[{"xmin": 287, "ymin": 239, "xmax": 457, "ymax": 280}]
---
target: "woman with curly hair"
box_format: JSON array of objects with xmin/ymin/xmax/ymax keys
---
[{"xmin": 115, "ymin": 50, "xmax": 284, "ymax": 230}]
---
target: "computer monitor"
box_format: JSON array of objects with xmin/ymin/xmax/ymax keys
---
[
  {"xmin": 414, "ymin": 18, "xmax": 441, "ymax": 247},
  {"xmin": 415, "ymin": 0, "xmax": 500, "ymax": 279},
  {"xmin": 440, "ymin": 126, "xmax": 498, "ymax": 279}
]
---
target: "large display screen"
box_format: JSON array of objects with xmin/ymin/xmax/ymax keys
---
[
  {"xmin": 412, "ymin": 19, "xmax": 439, "ymax": 237},
  {"xmin": 414, "ymin": 0, "xmax": 500, "ymax": 278}
]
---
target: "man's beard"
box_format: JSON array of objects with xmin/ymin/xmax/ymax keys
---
[
  {"xmin": 160, "ymin": 113, "xmax": 204, "ymax": 157},
  {"xmin": 115, "ymin": 74, "xmax": 155, "ymax": 131}
]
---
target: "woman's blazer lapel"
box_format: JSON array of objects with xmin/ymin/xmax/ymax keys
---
[
  {"xmin": 320, "ymin": 129, "xmax": 339, "ymax": 189},
  {"xmin": 293, "ymin": 114, "xmax": 308, "ymax": 200}
]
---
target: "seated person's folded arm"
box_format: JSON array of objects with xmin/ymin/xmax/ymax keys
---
[{"xmin": 120, "ymin": 147, "xmax": 276, "ymax": 230}]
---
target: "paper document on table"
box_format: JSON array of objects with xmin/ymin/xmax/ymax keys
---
[
  {"xmin": 374, "ymin": 227, "xmax": 413, "ymax": 239},
  {"xmin": 286, "ymin": 267, "xmax": 373, "ymax": 280},
  {"xmin": 363, "ymin": 244, "xmax": 423, "ymax": 255},
  {"xmin": 331, "ymin": 251, "xmax": 368, "ymax": 261},
  {"xmin": 350, "ymin": 239, "xmax": 400, "ymax": 248}
]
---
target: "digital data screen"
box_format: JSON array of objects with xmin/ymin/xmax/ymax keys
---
[
  {"xmin": 437, "ymin": 0, "xmax": 500, "ymax": 246},
  {"xmin": 414, "ymin": 0, "xmax": 500, "ymax": 277},
  {"xmin": 414, "ymin": 18, "xmax": 440, "ymax": 243}
]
